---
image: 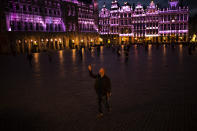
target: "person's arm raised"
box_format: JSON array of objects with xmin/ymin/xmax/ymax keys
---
[{"xmin": 88, "ymin": 65, "xmax": 97, "ymax": 79}]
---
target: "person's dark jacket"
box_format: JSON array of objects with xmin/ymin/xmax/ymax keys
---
[{"xmin": 89, "ymin": 71, "xmax": 111, "ymax": 96}]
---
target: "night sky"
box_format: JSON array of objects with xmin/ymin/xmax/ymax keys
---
[{"xmin": 98, "ymin": 0, "xmax": 197, "ymax": 16}]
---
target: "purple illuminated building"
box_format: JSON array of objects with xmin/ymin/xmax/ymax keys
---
[
  {"xmin": 0, "ymin": 0, "xmax": 99, "ymax": 53},
  {"xmin": 99, "ymin": 0, "xmax": 189, "ymax": 44},
  {"xmin": 6, "ymin": 0, "xmax": 65, "ymax": 32}
]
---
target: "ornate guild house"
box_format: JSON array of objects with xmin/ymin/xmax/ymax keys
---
[
  {"xmin": 99, "ymin": 0, "xmax": 189, "ymax": 44},
  {"xmin": 0, "ymin": 0, "xmax": 99, "ymax": 53}
]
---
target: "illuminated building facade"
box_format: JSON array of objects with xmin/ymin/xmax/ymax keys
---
[
  {"xmin": 159, "ymin": 0, "xmax": 189, "ymax": 43},
  {"xmin": 119, "ymin": 2, "xmax": 133, "ymax": 44},
  {"xmin": 145, "ymin": 1, "xmax": 159, "ymax": 43},
  {"xmin": 99, "ymin": 0, "xmax": 189, "ymax": 44},
  {"xmin": 99, "ymin": 4, "xmax": 110, "ymax": 35},
  {"xmin": 61, "ymin": 0, "xmax": 99, "ymax": 48},
  {"xmin": 133, "ymin": 3, "xmax": 146, "ymax": 43},
  {"xmin": 0, "ymin": 0, "xmax": 99, "ymax": 53},
  {"xmin": 6, "ymin": 0, "xmax": 66, "ymax": 32}
]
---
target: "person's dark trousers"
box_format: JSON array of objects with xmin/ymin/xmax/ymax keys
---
[{"xmin": 98, "ymin": 95, "xmax": 110, "ymax": 113}]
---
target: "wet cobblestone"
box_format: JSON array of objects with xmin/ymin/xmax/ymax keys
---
[{"xmin": 0, "ymin": 45, "xmax": 197, "ymax": 131}]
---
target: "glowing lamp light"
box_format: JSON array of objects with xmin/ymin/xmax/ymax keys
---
[
  {"xmin": 31, "ymin": 40, "xmax": 33, "ymax": 42},
  {"xmin": 99, "ymin": 38, "xmax": 103, "ymax": 42},
  {"xmin": 122, "ymin": 37, "xmax": 125, "ymax": 42},
  {"xmin": 148, "ymin": 44, "xmax": 152, "ymax": 49},
  {"xmin": 108, "ymin": 39, "xmax": 110, "ymax": 44},
  {"xmin": 72, "ymin": 40, "xmax": 75, "ymax": 43},
  {"xmin": 55, "ymin": 39, "xmax": 57, "ymax": 41},
  {"xmin": 8, "ymin": 28, "xmax": 12, "ymax": 31},
  {"xmin": 46, "ymin": 39, "xmax": 49, "ymax": 42},
  {"xmin": 81, "ymin": 39, "xmax": 84, "ymax": 42},
  {"xmin": 190, "ymin": 34, "xmax": 196, "ymax": 43},
  {"xmin": 91, "ymin": 39, "xmax": 93, "ymax": 42},
  {"xmin": 51, "ymin": 39, "xmax": 53, "ymax": 42},
  {"xmin": 34, "ymin": 41, "xmax": 38, "ymax": 46}
]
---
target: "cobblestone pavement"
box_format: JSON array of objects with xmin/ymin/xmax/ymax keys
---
[{"xmin": 0, "ymin": 45, "xmax": 197, "ymax": 131}]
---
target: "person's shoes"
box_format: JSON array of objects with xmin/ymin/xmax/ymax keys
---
[{"xmin": 96, "ymin": 113, "xmax": 103, "ymax": 119}]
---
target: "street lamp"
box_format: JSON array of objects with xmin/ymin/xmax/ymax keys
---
[
  {"xmin": 190, "ymin": 34, "xmax": 196, "ymax": 43},
  {"xmin": 107, "ymin": 39, "xmax": 110, "ymax": 44},
  {"xmin": 99, "ymin": 38, "xmax": 103, "ymax": 45}
]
